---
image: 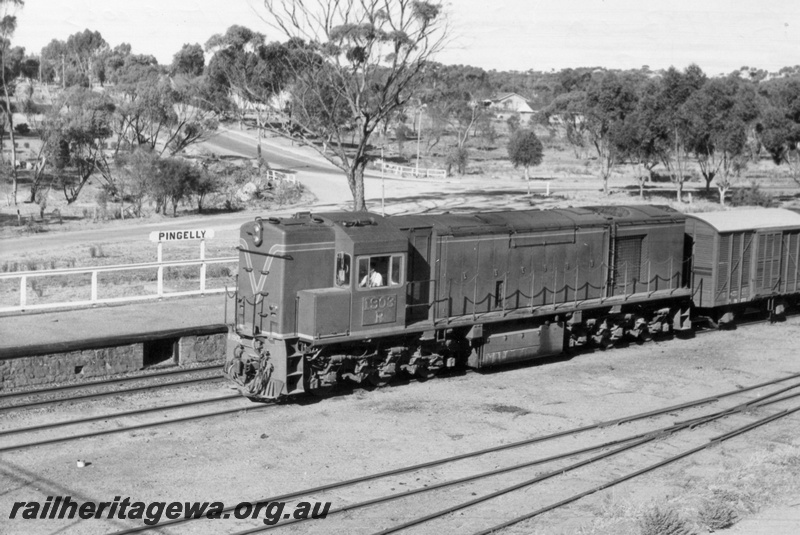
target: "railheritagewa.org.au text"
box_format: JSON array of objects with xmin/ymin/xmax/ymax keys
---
[{"xmin": 8, "ymin": 496, "xmax": 331, "ymax": 526}]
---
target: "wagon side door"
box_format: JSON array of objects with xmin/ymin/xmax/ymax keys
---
[{"xmin": 753, "ymin": 231, "xmax": 782, "ymax": 295}]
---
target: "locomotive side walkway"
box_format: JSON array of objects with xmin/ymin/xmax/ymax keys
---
[{"xmin": 0, "ymin": 295, "xmax": 226, "ymax": 360}]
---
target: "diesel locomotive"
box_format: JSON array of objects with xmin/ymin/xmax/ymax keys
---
[{"xmin": 223, "ymin": 205, "xmax": 800, "ymax": 400}]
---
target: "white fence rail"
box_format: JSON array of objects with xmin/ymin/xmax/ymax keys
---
[
  {"xmin": 381, "ymin": 162, "xmax": 447, "ymax": 180},
  {"xmin": 266, "ymin": 169, "xmax": 298, "ymax": 183},
  {"xmin": 0, "ymin": 257, "xmax": 237, "ymax": 313}
]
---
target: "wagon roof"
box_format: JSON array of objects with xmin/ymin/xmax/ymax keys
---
[{"xmin": 686, "ymin": 208, "xmax": 800, "ymax": 232}]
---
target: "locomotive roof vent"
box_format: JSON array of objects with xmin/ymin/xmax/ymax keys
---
[
  {"xmin": 341, "ymin": 218, "xmax": 376, "ymax": 227},
  {"xmin": 585, "ymin": 206, "xmax": 632, "ymax": 218}
]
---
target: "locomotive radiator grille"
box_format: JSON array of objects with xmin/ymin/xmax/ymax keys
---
[{"xmin": 612, "ymin": 236, "xmax": 644, "ymax": 296}]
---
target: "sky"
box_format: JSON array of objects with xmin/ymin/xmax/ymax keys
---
[{"xmin": 9, "ymin": 0, "xmax": 800, "ymax": 76}]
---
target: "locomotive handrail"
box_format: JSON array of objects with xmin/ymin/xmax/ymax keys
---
[
  {"xmin": 426, "ymin": 256, "xmax": 691, "ymax": 323},
  {"xmin": 0, "ymin": 256, "xmax": 237, "ymax": 314},
  {"xmin": 235, "ymin": 246, "xmax": 293, "ymax": 261}
]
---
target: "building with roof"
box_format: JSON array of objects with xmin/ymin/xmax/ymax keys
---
[{"xmin": 482, "ymin": 93, "xmax": 537, "ymax": 119}]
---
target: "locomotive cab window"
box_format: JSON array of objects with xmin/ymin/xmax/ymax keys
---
[
  {"xmin": 335, "ymin": 252, "xmax": 351, "ymax": 287},
  {"xmin": 357, "ymin": 254, "xmax": 404, "ymax": 289}
]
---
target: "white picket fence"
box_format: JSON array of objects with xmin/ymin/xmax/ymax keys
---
[
  {"xmin": 0, "ymin": 256, "xmax": 237, "ymax": 313},
  {"xmin": 381, "ymin": 161, "xmax": 447, "ymax": 179}
]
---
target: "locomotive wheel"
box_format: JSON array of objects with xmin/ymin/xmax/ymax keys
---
[
  {"xmin": 308, "ymin": 384, "xmax": 334, "ymax": 397},
  {"xmin": 365, "ymin": 371, "xmax": 387, "ymax": 387},
  {"xmin": 403, "ymin": 362, "xmax": 435, "ymax": 380},
  {"xmin": 306, "ymin": 373, "xmax": 335, "ymax": 397}
]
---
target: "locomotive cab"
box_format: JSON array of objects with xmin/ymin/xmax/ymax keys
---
[{"xmin": 296, "ymin": 214, "xmax": 409, "ymax": 341}]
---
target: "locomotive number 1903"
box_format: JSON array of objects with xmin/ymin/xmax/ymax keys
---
[
  {"xmin": 363, "ymin": 295, "xmax": 397, "ymax": 310},
  {"xmin": 362, "ymin": 294, "xmax": 398, "ymax": 325}
]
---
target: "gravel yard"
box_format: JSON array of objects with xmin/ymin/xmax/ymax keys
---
[{"xmin": 2, "ymin": 317, "xmax": 800, "ymax": 535}]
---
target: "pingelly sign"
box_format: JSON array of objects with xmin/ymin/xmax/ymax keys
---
[
  {"xmin": 149, "ymin": 229, "xmax": 216, "ymax": 270},
  {"xmin": 149, "ymin": 229, "xmax": 215, "ymax": 242}
]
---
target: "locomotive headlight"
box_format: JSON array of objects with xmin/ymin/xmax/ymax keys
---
[{"xmin": 252, "ymin": 219, "xmax": 263, "ymax": 247}]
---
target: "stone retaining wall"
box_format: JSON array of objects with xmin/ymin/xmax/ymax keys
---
[
  {"xmin": 178, "ymin": 334, "xmax": 227, "ymax": 364},
  {"xmin": 0, "ymin": 344, "xmax": 143, "ymax": 390},
  {"xmin": 0, "ymin": 333, "xmax": 227, "ymax": 390}
]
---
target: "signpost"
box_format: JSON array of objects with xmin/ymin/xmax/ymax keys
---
[{"xmin": 149, "ymin": 229, "xmax": 216, "ymax": 294}]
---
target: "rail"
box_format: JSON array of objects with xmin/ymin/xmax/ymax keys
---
[
  {"xmin": 381, "ymin": 161, "xmax": 447, "ymax": 180},
  {"xmin": 0, "ymin": 256, "xmax": 237, "ymax": 313}
]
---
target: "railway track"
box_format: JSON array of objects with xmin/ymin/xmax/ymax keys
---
[
  {"xmin": 0, "ymin": 364, "xmax": 277, "ymax": 453},
  {"xmin": 0, "ymin": 364, "xmax": 224, "ymax": 413},
  {"xmin": 106, "ymin": 371, "xmax": 800, "ymax": 535},
  {"xmin": 0, "ymin": 400, "xmax": 275, "ymax": 454},
  {"xmin": 1, "ymin": 317, "xmax": 790, "ymax": 457}
]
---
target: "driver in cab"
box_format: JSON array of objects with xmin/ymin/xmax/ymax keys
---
[{"xmin": 360, "ymin": 262, "xmax": 384, "ymax": 288}]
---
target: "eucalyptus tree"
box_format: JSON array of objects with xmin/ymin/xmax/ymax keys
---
[
  {"xmin": 757, "ymin": 76, "xmax": 800, "ymax": 186},
  {"xmin": 261, "ymin": 0, "xmax": 447, "ymax": 211},
  {"xmin": 582, "ymin": 71, "xmax": 642, "ymax": 194},
  {"xmin": 540, "ymin": 68, "xmax": 595, "ymax": 158},
  {"xmin": 65, "ymin": 29, "xmax": 108, "ymax": 86},
  {"xmin": 615, "ymin": 82, "xmax": 660, "ymax": 199},
  {"xmin": 0, "ymin": 0, "xmax": 23, "ymax": 204},
  {"xmin": 31, "ymin": 87, "xmax": 115, "ymax": 203},
  {"xmin": 40, "ymin": 30, "xmax": 108, "ymax": 87},
  {"xmin": 205, "ymin": 25, "xmax": 268, "ymax": 125},
  {"xmin": 151, "ymin": 157, "xmax": 201, "ymax": 216},
  {"xmin": 641, "ymin": 65, "xmax": 707, "ymax": 202},
  {"xmin": 39, "ymin": 38, "xmax": 67, "ymax": 83},
  {"xmin": 108, "ymin": 56, "xmax": 217, "ymax": 157},
  {"xmin": 419, "ymin": 63, "xmax": 492, "ymax": 172},
  {"xmin": 683, "ymin": 74, "xmax": 759, "ymax": 204},
  {"xmin": 204, "ymin": 26, "xmax": 296, "ymax": 129},
  {"xmin": 171, "ymin": 43, "xmax": 205, "ymax": 77}
]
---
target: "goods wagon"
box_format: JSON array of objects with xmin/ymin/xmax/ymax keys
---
[{"xmin": 685, "ymin": 208, "xmax": 800, "ymax": 324}]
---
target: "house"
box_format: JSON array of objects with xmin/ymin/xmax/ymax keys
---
[{"xmin": 482, "ymin": 92, "xmax": 537, "ymax": 119}]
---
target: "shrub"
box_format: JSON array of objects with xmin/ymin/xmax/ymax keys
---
[
  {"xmin": 95, "ymin": 189, "xmax": 109, "ymax": 211},
  {"xmin": 638, "ymin": 506, "xmax": 694, "ymax": 535},
  {"xmin": 23, "ymin": 219, "xmax": 45, "ymax": 234},
  {"xmin": 14, "ymin": 123, "xmax": 30, "ymax": 135},
  {"xmin": 697, "ymin": 499, "xmax": 738, "ymax": 531},
  {"xmin": 30, "ymin": 279, "xmax": 44, "ymax": 298},
  {"xmin": 730, "ymin": 183, "xmax": 773, "ymax": 207},
  {"xmin": 270, "ymin": 180, "xmax": 304, "ymax": 207},
  {"xmin": 445, "ymin": 147, "xmax": 469, "ymax": 176},
  {"xmin": 207, "ymin": 265, "xmax": 233, "ymax": 278}
]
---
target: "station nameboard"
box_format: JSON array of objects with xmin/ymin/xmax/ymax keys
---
[{"xmin": 149, "ymin": 229, "xmax": 215, "ymax": 242}]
